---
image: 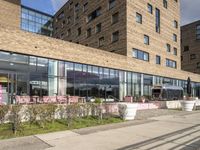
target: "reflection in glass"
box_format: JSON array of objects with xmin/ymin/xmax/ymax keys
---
[
  {"xmin": 0, "ymin": 50, "xmax": 199, "ymax": 101},
  {"xmin": 21, "ymin": 6, "xmax": 53, "ymax": 36}
]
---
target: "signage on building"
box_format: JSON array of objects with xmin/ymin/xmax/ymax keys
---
[{"xmin": 0, "ymin": 85, "xmax": 2, "ymax": 104}]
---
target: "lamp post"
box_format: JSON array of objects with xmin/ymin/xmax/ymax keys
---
[{"xmin": 104, "ymin": 86, "xmax": 106, "ymax": 102}]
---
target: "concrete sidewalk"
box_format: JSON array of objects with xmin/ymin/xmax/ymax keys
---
[{"xmin": 0, "ymin": 110, "xmax": 200, "ymax": 150}]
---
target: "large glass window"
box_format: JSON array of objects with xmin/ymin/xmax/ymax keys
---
[
  {"xmin": 21, "ymin": 6, "xmax": 53, "ymax": 36},
  {"xmin": 0, "ymin": 50, "xmax": 199, "ymax": 104},
  {"xmin": 132, "ymin": 73, "xmax": 141, "ymax": 97},
  {"xmin": 132, "ymin": 49, "xmax": 149, "ymax": 61},
  {"xmin": 37, "ymin": 58, "xmax": 48, "ymax": 74},
  {"xmin": 143, "ymin": 75, "xmax": 153, "ymax": 97},
  {"xmin": 166, "ymin": 59, "xmax": 177, "ymax": 69},
  {"xmin": 87, "ymin": 7, "xmax": 101, "ymax": 22},
  {"xmin": 66, "ymin": 62, "xmax": 74, "ymax": 96},
  {"xmin": 196, "ymin": 25, "xmax": 200, "ymax": 40}
]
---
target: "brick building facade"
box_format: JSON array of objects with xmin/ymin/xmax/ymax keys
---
[
  {"xmin": 0, "ymin": 0, "xmax": 199, "ymax": 104},
  {"xmin": 54, "ymin": 0, "xmax": 181, "ymax": 69},
  {"xmin": 181, "ymin": 20, "xmax": 200, "ymax": 74}
]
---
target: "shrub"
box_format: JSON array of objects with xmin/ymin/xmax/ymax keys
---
[
  {"xmin": 43, "ymin": 104, "xmax": 57, "ymax": 123},
  {"xmin": 118, "ymin": 104, "xmax": 127, "ymax": 120},
  {"xmin": 27, "ymin": 104, "xmax": 57, "ymax": 128},
  {"xmin": 85, "ymin": 104, "xmax": 92, "ymax": 118},
  {"xmin": 9, "ymin": 105, "xmax": 23, "ymax": 135},
  {"xmin": 94, "ymin": 98, "xmax": 102, "ymax": 104},
  {"xmin": 27, "ymin": 105, "xmax": 39, "ymax": 126},
  {"xmin": 65, "ymin": 104, "xmax": 79, "ymax": 127},
  {"xmin": 0, "ymin": 105, "xmax": 9, "ymax": 124}
]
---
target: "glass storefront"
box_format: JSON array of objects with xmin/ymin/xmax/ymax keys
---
[{"xmin": 0, "ymin": 50, "xmax": 200, "ymax": 104}]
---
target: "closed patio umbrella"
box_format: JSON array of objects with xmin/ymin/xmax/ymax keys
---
[{"xmin": 187, "ymin": 77, "xmax": 192, "ymax": 97}]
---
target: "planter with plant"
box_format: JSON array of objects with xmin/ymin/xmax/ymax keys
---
[{"xmin": 118, "ymin": 103, "xmax": 138, "ymax": 121}]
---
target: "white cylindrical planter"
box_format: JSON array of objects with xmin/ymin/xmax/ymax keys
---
[
  {"xmin": 181, "ymin": 100, "xmax": 195, "ymax": 112},
  {"xmin": 118, "ymin": 103, "xmax": 138, "ymax": 120}
]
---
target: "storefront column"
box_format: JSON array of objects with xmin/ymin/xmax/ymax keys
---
[{"xmin": 141, "ymin": 74, "xmax": 144, "ymax": 96}]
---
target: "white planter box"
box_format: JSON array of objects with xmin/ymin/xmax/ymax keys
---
[
  {"xmin": 118, "ymin": 103, "xmax": 138, "ymax": 120},
  {"xmin": 181, "ymin": 100, "xmax": 195, "ymax": 112}
]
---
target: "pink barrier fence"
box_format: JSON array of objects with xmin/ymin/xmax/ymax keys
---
[
  {"xmin": 137, "ymin": 102, "xmax": 161, "ymax": 110},
  {"xmin": 101, "ymin": 101, "xmax": 163, "ymax": 113},
  {"xmin": 15, "ymin": 96, "xmax": 86, "ymax": 104}
]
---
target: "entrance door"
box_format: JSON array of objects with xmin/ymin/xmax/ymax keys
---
[
  {"xmin": 0, "ymin": 72, "xmax": 17, "ymax": 104},
  {"xmin": 0, "ymin": 73, "xmax": 9, "ymax": 104},
  {"xmin": 0, "ymin": 71, "xmax": 28, "ymax": 104}
]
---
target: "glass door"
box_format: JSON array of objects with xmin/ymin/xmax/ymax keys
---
[
  {"xmin": 0, "ymin": 71, "xmax": 30, "ymax": 104},
  {"xmin": 0, "ymin": 73, "xmax": 9, "ymax": 104}
]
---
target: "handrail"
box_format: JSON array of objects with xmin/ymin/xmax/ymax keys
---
[{"xmin": 107, "ymin": 95, "xmax": 120, "ymax": 102}]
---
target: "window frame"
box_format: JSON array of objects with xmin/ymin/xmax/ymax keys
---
[
  {"xmin": 156, "ymin": 55, "xmax": 161, "ymax": 65},
  {"xmin": 132, "ymin": 49, "xmax": 149, "ymax": 62},
  {"xmin": 147, "ymin": 3, "xmax": 153, "ymax": 14},
  {"xmin": 136, "ymin": 13, "xmax": 142, "ymax": 24},
  {"xmin": 112, "ymin": 12, "xmax": 119, "ymax": 24},
  {"xmin": 112, "ymin": 31, "xmax": 119, "ymax": 43},
  {"xmin": 144, "ymin": 35, "xmax": 150, "ymax": 45}
]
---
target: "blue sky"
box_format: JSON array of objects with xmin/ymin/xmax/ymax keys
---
[
  {"xmin": 21, "ymin": 0, "xmax": 68, "ymax": 15},
  {"xmin": 22, "ymin": 0, "xmax": 200, "ymax": 26}
]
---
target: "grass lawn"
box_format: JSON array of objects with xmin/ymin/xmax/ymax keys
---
[{"xmin": 0, "ymin": 116, "xmax": 123, "ymax": 140}]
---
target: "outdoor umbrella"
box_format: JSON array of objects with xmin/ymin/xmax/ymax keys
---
[{"xmin": 187, "ymin": 77, "xmax": 192, "ymax": 97}]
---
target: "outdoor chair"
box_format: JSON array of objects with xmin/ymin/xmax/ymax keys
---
[
  {"xmin": 15, "ymin": 96, "xmax": 31, "ymax": 104},
  {"xmin": 124, "ymin": 96, "xmax": 133, "ymax": 103},
  {"xmin": 68, "ymin": 96, "xmax": 79, "ymax": 104},
  {"xmin": 57, "ymin": 96, "xmax": 68, "ymax": 104},
  {"xmin": 43, "ymin": 96, "xmax": 57, "ymax": 104}
]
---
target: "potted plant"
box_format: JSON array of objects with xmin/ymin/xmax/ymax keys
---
[
  {"xmin": 140, "ymin": 96, "xmax": 146, "ymax": 103},
  {"xmin": 181, "ymin": 77, "xmax": 196, "ymax": 111}
]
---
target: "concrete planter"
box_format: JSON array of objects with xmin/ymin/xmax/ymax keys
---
[
  {"xmin": 118, "ymin": 103, "xmax": 138, "ymax": 120},
  {"xmin": 181, "ymin": 100, "xmax": 195, "ymax": 111}
]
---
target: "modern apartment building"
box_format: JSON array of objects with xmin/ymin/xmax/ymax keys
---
[
  {"xmin": 54, "ymin": 0, "xmax": 181, "ymax": 70},
  {"xmin": 181, "ymin": 20, "xmax": 200, "ymax": 74},
  {"xmin": 0, "ymin": 0, "xmax": 200, "ymax": 104}
]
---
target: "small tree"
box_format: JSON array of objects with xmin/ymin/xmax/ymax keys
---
[
  {"xmin": 65, "ymin": 104, "xmax": 79, "ymax": 127},
  {"xmin": 94, "ymin": 98, "xmax": 103, "ymax": 121},
  {"xmin": 58, "ymin": 105, "xmax": 66, "ymax": 120},
  {"xmin": 9, "ymin": 105, "xmax": 23, "ymax": 135},
  {"xmin": 44, "ymin": 104, "xmax": 57, "ymax": 123},
  {"xmin": 85, "ymin": 103, "xmax": 92, "ymax": 118},
  {"xmin": 27, "ymin": 105, "xmax": 39, "ymax": 126},
  {"xmin": 0, "ymin": 105, "xmax": 9, "ymax": 124}
]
